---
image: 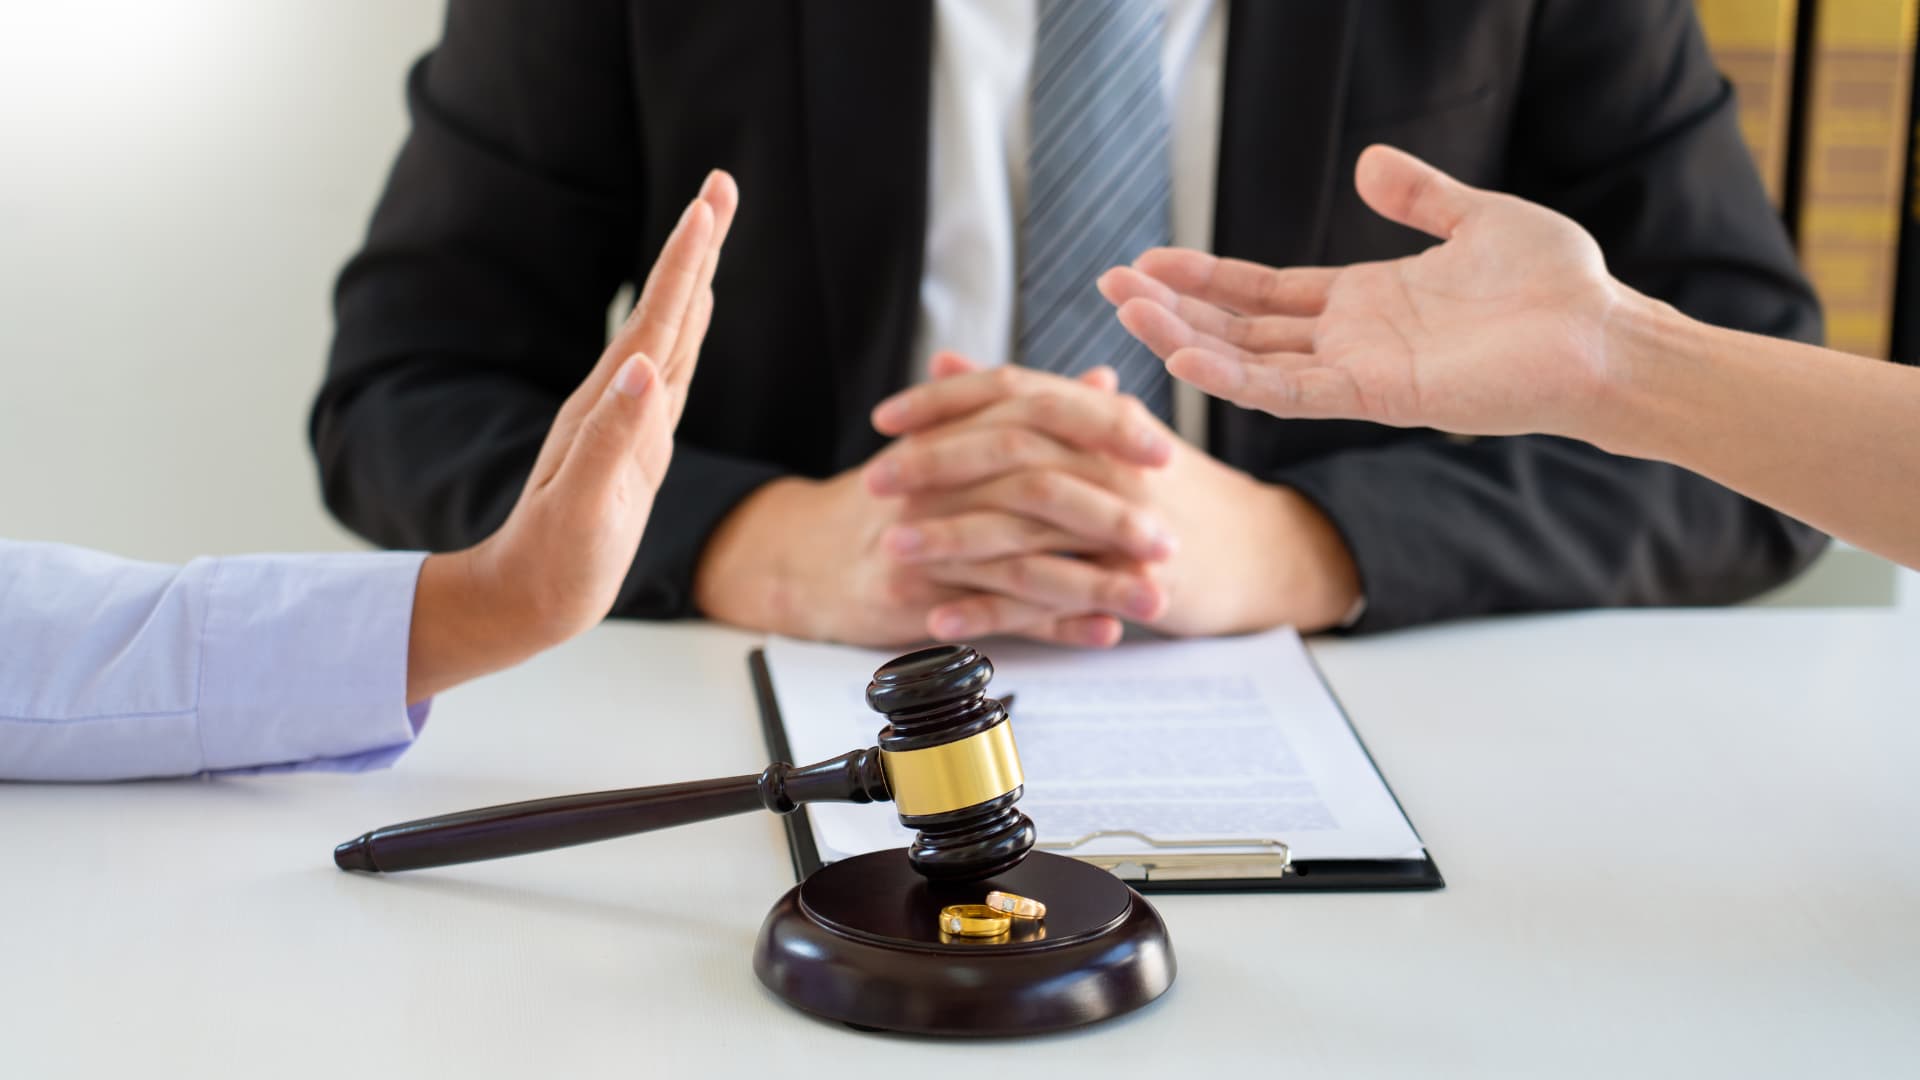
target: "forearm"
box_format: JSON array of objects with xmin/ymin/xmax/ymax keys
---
[
  {"xmin": 406, "ymin": 549, "xmax": 563, "ymax": 704},
  {"xmin": 1274, "ymin": 427, "xmax": 1821, "ymax": 632},
  {"xmin": 1600, "ymin": 297, "xmax": 1920, "ymax": 568},
  {"xmin": 0, "ymin": 544, "xmax": 424, "ymax": 781}
]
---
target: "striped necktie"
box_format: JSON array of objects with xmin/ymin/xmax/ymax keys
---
[{"xmin": 1017, "ymin": 0, "xmax": 1173, "ymax": 420}]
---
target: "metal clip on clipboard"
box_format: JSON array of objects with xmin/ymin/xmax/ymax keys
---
[{"xmin": 1038, "ymin": 829, "xmax": 1294, "ymax": 883}]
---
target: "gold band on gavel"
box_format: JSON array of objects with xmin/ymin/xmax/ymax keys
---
[{"xmin": 879, "ymin": 721, "xmax": 1024, "ymax": 817}]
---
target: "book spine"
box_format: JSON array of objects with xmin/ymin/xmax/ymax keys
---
[
  {"xmin": 1890, "ymin": 12, "xmax": 1920, "ymax": 364},
  {"xmin": 1696, "ymin": 0, "xmax": 1801, "ymax": 206},
  {"xmin": 1797, "ymin": 0, "xmax": 1920, "ymax": 359}
]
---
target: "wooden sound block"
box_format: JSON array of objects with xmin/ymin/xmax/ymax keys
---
[{"xmin": 753, "ymin": 848, "xmax": 1175, "ymax": 1036}]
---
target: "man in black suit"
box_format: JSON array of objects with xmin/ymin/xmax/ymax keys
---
[{"xmin": 314, "ymin": 0, "xmax": 1825, "ymax": 646}]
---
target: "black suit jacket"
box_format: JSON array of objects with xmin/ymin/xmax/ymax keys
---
[{"xmin": 315, "ymin": 0, "xmax": 1828, "ymax": 632}]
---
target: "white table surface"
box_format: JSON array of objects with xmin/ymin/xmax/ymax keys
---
[{"xmin": 4, "ymin": 610, "xmax": 1916, "ymax": 1078}]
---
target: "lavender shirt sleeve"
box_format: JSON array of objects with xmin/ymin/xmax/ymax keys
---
[{"xmin": 0, "ymin": 540, "xmax": 430, "ymax": 781}]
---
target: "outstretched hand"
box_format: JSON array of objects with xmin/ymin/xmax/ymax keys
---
[
  {"xmin": 1098, "ymin": 145, "xmax": 1627, "ymax": 439},
  {"xmin": 407, "ymin": 170, "xmax": 738, "ymax": 701}
]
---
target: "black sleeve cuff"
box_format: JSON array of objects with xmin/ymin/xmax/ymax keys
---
[{"xmin": 613, "ymin": 446, "xmax": 789, "ymax": 619}]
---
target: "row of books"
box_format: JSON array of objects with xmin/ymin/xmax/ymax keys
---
[{"xmin": 1695, "ymin": 0, "xmax": 1920, "ymax": 362}]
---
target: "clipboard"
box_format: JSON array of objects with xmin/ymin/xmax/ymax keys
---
[{"xmin": 750, "ymin": 648, "xmax": 1445, "ymax": 894}]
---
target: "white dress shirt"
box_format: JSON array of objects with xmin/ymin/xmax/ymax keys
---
[
  {"xmin": 912, "ymin": 0, "xmax": 1226, "ymax": 442},
  {"xmin": 911, "ymin": 5, "xmax": 1369, "ymax": 626}
]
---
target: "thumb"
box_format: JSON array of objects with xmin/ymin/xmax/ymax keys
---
[
  {"xmin": 559, "ymin": 351, "xmax": 672, "ymax": 498},
  {"xmin": 1354, "ymin": 144, "xmax": 1484, "ymax": 240}
]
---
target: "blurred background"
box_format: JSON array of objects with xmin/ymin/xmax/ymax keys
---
[
  {"xmin": 0, "ymin": 0, "xmax": 1911, "ymax": 611},
  {"xmin": 0, "ymin": 1, "xmax": 442, "ymax": 560}
]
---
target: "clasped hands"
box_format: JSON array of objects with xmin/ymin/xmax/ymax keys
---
[
  {"xmin": 871, "ymin": 352, "xmax": 1367, "ymax": 647},
  {"xmin": 867, "ymin": 354, "xmax": 1177, "ymax": 648},
  {"xmin": 698, "ymin": 347, "xmax": 1361, "ymax": 648}
]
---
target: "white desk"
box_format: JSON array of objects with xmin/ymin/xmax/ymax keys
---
[{"xmin": 4, "ymin": 611, "xmax": 1916, "ymax": 1077}]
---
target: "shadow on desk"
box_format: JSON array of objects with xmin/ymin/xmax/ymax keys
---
[{"xmin": 355, "ymin": 869, "xmax": 756, "ymax": 945}]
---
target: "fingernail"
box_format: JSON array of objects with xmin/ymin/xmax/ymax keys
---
[
  {"xmin": 872, "ymin": 396, "xmax": 907, "ymax": 431},
  {"xmin": 1134, "ymin": 425, "xmax": 1171, "ymax": 462},
  {"xmin": 1123, "ymin": 582, "xmax": 1159, "ymax": 619},
  {"xmin": 886, "ymin": 525, "xmax": 924, "ymax": 556},
  {"xmin": 867, "ymin": 459, "xmax": 902, "ymax": 493},
  {"xmin": 1131, "ymin": 514, "xmax": 1176, "ymax": 559},
  {"xmin": 932, "ymin": 611, "xmax": 973, "ymax": 639},
  {"xmin": 701, "ymin": 169, "xmax": 721, "ymax": 197},
  {"xmin": 612, "ymin": 353, "xmax": 654, "ymax": 398}
]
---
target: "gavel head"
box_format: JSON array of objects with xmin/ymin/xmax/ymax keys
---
[{"xmin": 867, "ymin": 645, "xmax": 1036, "ymax": 882}]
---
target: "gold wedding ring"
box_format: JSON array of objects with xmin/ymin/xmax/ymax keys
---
[
  {"xmin": 938, "ymin": 904, "xmax": 1012, "ymax": 938},
  {"xmin": 984, "ymin": 890, "xmax": 1047, "ymax": 920}
]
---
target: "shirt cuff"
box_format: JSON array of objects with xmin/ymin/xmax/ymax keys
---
[{"xmin": 196, "ymin": 551, "xmax": 430, "ymax": 774}]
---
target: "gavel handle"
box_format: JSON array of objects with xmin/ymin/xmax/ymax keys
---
[{"xmin": 333, "ymin": 747, "xmax": 890, "ymax": 873}]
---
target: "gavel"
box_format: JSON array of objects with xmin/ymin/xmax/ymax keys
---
[{"xmin": 333, "ymin": 644, "xmax": 1037, "ymax": 882}]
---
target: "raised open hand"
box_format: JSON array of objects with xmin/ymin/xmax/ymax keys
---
[
  {"xmin": 406, "ymin": 171, "xmax": 737, "ymax": 701},
  {"xmin": 1098, "ymin": 145, "xmax": 1627, "ymax": 439}
]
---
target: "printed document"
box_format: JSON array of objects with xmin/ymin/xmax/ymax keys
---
[{"xmin": 763, "ymin": 627, "xmax": 1425, "ymax": 863}]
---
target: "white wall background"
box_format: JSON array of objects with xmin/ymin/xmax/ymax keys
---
[
  {"xmin": 0, "ymin": 0, "xmax": 1907, "ymax": 615},
  {"xmin": 0, "ymin": 1, "xmax": 446, "ymax": 561}
]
